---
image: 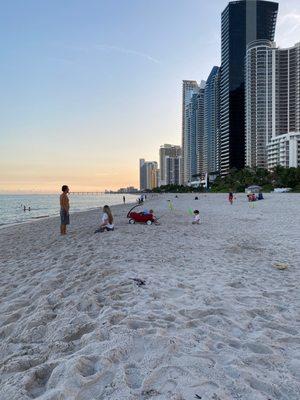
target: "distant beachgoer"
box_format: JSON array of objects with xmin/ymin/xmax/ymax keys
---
[
  {"xmin": 60, "ymin": 185, "xmax": 70, "ymax": 235},
  {"xmin": 23, "ymin": 206, "xmax": 26, "ymax": 212},
  {"xmin": 228, "ymin": 192, "xmax": 234, "ymax": 205},
  {"xmin": 123, "ymin": 196, "xmax": 126, "ymax": 204},
  {"xmin": 195, "ymin": 196, "xmax": 199, "ymax": 200},
  {"xmin": 95, "ymin": 205, "xmax": 114, "ymax": 233},
  {"xmin": 192, "ymin": 210, "xmax": 200, "ymax": 225},
  {"xmin": 28, "ymin": 207, "xmax": 31, "ymax": 211}
]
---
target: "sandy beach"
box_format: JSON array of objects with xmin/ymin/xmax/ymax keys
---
[{"xmin": 0, "ymin": 193, "xmax": 300, "ymax": 400}]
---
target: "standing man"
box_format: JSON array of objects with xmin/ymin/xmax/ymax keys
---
[
  {"xmin": 228, "ymin": 191, "xmax": 234, "ymax": 205},
  {"xmin": 60, "ymin": 185, "xmax": 70, "ymax": 235},
  {"xmin": 123, "ymin": 195, "xmax": 126, "ymax": 204}
]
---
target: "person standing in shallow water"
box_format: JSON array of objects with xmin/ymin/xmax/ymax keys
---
[{"xmin": 60, "ymin": 185, "xmax": 70, "ymax": 235}]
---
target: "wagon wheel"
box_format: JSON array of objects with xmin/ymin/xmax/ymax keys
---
[{"xmin": 129, "ymin": 219, "xmax": 135, "ymax": 224}]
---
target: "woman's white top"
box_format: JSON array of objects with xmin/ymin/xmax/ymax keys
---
[{"xmin": 102, "ymin": 212, "xmax": 114, "ymax": 229}]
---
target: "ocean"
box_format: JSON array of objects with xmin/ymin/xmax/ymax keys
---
[{"xmin": 0, "ymin": 193, "xmax": 137, "ymax": 227}]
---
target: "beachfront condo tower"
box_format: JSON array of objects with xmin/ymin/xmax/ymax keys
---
[
  {"xmin": 182, "ymin": 80, "xmax": 206, "ymax": 184},
  {"xmin": 245, "ymin": 41, "xmax": 300, "ymax": 169},
  {"xmin": 165, "ymin": 156, "xmax": 182, "ymax": 186},
  {"xmin": 159, "ymin": 144, "xmax": 182, "ymax": 186},
  {"xmin": 220, "ymin": 0, "xmax": 278, "ymax": 175},
  {"xmin": 204, "ymin": 66, "xmax": 221, "ymax": 175},
  {"xmin": 139, "ymin": 159, "xmax": 159, "ymax": 190}
]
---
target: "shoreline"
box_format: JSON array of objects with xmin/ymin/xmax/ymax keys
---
[
  {"xmin": 0, "ymin": 199, "xmax": 138, "ymax": 231},
  {"xmin": 1, "ymin": 191, "xmax": 295, "ymax": 231}
]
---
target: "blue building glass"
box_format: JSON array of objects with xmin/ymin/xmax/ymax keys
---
[{"xmin": 220, "ymin": 0, "xmax": 278, "ymax": 175}]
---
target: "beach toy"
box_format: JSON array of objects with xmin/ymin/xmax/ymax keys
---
[
  {"xmin": 168, "ymin": 201, "xmax": 174, "ymax": 211},
  {"xmin": 273, "ymin": 262, "xmax": 288, "ymax": 270},
  {"xmin": 188, "ymin": 208, "xmax": 194, "ymax": 216}
]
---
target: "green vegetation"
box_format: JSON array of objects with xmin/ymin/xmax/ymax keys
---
[
  {"xmin": 210, "ymin": 166, "xmax": 300, "ymax": 192},
  {"xmin": 152, "ymin": 167, "xmax": 300, "ymax": 193}
]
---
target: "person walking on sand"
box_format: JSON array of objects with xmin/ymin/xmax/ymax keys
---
[
  {"xmin": 60, "ymin": 185, "xmax": 70, "ymax": 235},
  {"xmin": 228, "ymin": 191, "xmax": 234, "ymax": 205},
  {"xmin": 123, "ymin": 195, "xmax": 126, "ymax": 204}
]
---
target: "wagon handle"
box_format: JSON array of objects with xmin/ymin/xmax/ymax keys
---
[{"xmin": 127, "ymin": 204, "xmax": 142, "ymax": 218}]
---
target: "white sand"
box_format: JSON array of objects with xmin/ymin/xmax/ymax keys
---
[{"xmin": 0, "ymin": 193, "xmax": 300, "ymax": 400}]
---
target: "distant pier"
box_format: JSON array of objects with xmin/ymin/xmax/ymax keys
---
[
  {"xmin": 71, "ymin": 192, "xmax": 138, "ymax": 195},
  {"xmin": 71, "ymin": 192, "xmax": 106, "ymax": 195}
]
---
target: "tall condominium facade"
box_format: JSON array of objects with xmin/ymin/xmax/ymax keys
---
[
  {"xmin": 165, "ymin": 156, "xmax": 182, "ymax": 186},
  {"xmin": 245, "ymin": 40, "xmax": 276, "ymax": 168},
  {"xmin": 139, "ymin": 159, "xmax": 159, "ymax": 190},
  {"xmin": 267, "ymin": 133, "xmax": 300, "ymax": 169},
  {"xmin": 245, "ymin": 41, "xmax": 300, "ymax": 168},
  {"xmin": 204, "ymin": 66, "xmax": 221, "ymax": 175},
  {"xmin": 220, "ymin": 0, "xmax": 278, "ymax": 175},
  {"xmin": 182, "ymin": 80, "xmax": 205, "ymax": 184},
  {"xmin": 159, "ymin": 144, "xmax": 182, "ymax": 186}
]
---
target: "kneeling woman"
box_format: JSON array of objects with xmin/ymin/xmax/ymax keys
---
[{"xmin": 95, "ymin": 205, "xmax": 114, "ymax": 233}]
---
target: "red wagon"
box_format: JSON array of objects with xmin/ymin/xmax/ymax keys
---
[{"xmin": 127, "ymin": 205, "xmax": 155, "ymax": 225}]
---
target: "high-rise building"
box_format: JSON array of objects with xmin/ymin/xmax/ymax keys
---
[
  {"xmin": 245, "ymin": 41, "xmax": 300, "ymax": 168},
  {"xmin": 182, "ymin": 80, "xmax": 199, "ymax": 184},
  {"xmin": 220, "ymin": 0, "xmax": 278, "ymax": 175},
  {"xmin": 139, "ymin": 159, "xmax": 159, "ymax": 190},
  {"xmin": 245, "ymin": 40, "xmax": 276, "ymax": 168},
  {"xmin": 196, "ymin": 83, "xmax": 206, "ymax": 178},
  {"xmin": 159, "ymin": 144, "xmax": 182, "ymax": 186},
  {"xmin": 267, "ymin": 133, "xmax": 300, "ymax": 169},
  {"xmin": 204, "ymin": 66, "xmax": 221, "ymax": 174},
  {"xmin": 182, "ymin": 80, "xmax": 206, "ymax": 184},
  {"xmin": 165, "ymin": 156, "xmax": 182, "ymax": 185}
]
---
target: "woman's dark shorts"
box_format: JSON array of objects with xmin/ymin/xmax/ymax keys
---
[{"xmin": 60, "ymin": 209, "xmax": 70, "ymax": 225}]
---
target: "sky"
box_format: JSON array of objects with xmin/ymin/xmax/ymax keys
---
[{"xmin": 1, "ymin": 0, "xmax": 300, "ymax": 193}]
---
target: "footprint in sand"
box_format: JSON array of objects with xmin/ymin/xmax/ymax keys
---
[
  {"xmin": 245, "ymin": 341, "xmax": 273, "ymax": 354},
  {"xmin": 64, "ymin": 324, "xmax": 95, "ymax": 342},
  {"xmin": 124, "ymin": 364, "xmax": 144, "ymax": 389},
  {"xmin": 24, "ymin": 363, "xmax": 57, "ymax": 399},
  {"xmin": 74, "ymin": 356, "xmax": 99, "ymax": 378}
]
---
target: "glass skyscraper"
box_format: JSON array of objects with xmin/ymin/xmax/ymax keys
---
[
  {"xmin": 182, "ymin": 80, "xmax": 206, "ymax": 184},
  {"xmin": 204, "ymin": 66, "xmax": 220, "ymax": 175},
  {"xmin": 220, "ymin": 0, "xmax": 278, "ymax": 175}
]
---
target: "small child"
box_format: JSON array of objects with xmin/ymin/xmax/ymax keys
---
[
  {"xmin": 149, "ymin": 209, "xmax": 160, "ymax": 225},
  {"xmin": 192, "ymin": 210, "xmax": 200, "ymax": 224}
]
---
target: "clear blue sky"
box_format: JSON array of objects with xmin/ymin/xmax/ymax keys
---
[{"xmin": 1, "ymin": 0, "xmax": 299, "ymax": 192}]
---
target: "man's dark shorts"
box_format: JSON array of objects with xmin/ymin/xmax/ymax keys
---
[{"xmin": 60, "ymin": 209, "xmax": 70, "ymax": 225}]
